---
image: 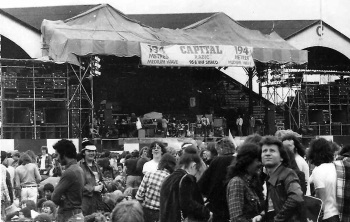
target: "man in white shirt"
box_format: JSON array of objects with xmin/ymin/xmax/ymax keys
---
[
  {"xmin": 37, "ymin": 146, "xmax": 53, "ymax": 177},
  {"xmin": 308, "ymin": 138, "xmax": 339, "ymax": 222},
  {"xmin": 143, "ymin": 142, "xmax": 166, "ymax": 175},
  {"xmin": 236, "ymin": 115, "xmax": 243, "ymax": 136}
]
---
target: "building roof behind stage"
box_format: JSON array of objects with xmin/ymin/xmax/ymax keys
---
[
  {"xmin": 126, "ymin": 16, "xmax": 320, "ymax": 40},
  {"xmin": 1, "ymin": 4, "xmax": 99, "ymax": 32},
  {"xmin": 237, "ymin": 20, "xmax": 319, "ymax": 39}
]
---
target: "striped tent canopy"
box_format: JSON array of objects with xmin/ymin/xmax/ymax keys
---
[{"xmin": 41, "ymin": 4, "xmax": 307, "ymax": 66}]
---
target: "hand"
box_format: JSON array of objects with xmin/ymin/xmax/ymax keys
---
[
  {"xmin": 94, "ymin": 184, "xmax": 104, "ymax": 192},
  {"xmin": 252, "ymin": 215, "xmax": 262, "ymax": 222}
]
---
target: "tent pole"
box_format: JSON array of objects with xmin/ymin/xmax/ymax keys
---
[{"xmin": 248, "ymin": 67, "xmax": 254, "ymax": 117}]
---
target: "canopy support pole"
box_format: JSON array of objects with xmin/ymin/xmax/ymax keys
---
[{"xmin": 248, "ymin": 67, "xmax": 254, "ymax": 117}]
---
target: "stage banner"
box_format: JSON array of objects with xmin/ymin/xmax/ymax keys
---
[{"xmin": 140, "ymin": 43, "xmax": 254, "ymax": 67}]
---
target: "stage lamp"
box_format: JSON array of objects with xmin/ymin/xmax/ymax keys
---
[{"xmin": 90, "ymin": 56, "xmax": 101, "ymax": 76}]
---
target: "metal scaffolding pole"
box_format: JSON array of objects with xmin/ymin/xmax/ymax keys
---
[
  {"xmin": 0, "ymin": 34, "xmax": 2, "ymax": 139},
  {"xmin": 33, "ymin": 63, "xmax": 37, "ymax": 139}
]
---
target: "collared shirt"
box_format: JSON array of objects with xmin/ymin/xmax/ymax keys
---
[
  {"xmin": 136, "ymin": 169, "xmax": 170, "ymax": 210},
  {"xmin": 40, "ymin": 155, "xmax": 47, "ymax": 170},
  {"xmin": 51, "ymin": 160, "xmax": 85, "ymax": 212},
  {"xmin": 236, "ymin": 118, "xmax": 243, "ymax": 126},
  {"xmin": 227, "ymin": 174, "xmax": 262, "ymax": 222}
]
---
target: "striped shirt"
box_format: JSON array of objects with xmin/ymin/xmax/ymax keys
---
[{"xmin": 136, "ymin": 169, "xmax": 170, "ymax": 210}]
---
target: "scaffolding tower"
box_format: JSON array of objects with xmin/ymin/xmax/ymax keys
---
[
  {"xmin": 260, "ymin": 64, "xmax": 350, "ymax": 135},
  {"xmin": 0, "ymin": 58, "xmax": 94, "ymax": 139}
]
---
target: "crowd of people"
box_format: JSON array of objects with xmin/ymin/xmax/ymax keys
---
[{"xmin": 1, "ymin": 131, "xmax": 350, "ymax": 222}]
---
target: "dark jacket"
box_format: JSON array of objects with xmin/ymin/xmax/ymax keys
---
[
  {"xmin": 5, "ymin": 169, "xmax": 14, "ymax": 203},
  {"xmin": 266, "ymin": 165, "xmax": 306, "ymax": 222},
  {"xmin": 51, "ymin": 160, "xmax": 84, "ymax": 213},
  {"xmin": 198, "ymin": 155, "xmax": 235, "ymax": 219},
  {"xmin": 124, "ymin": 157, "xmax": 139, "ymax": 176},
  {"xmin": 37, "ymin": 154, "xmax": 53, "ymax": 172},
  {"xmin": 294, "ymin": 170, "xmax": 307, "ymax": 195},
  {"xmin": 79, "ymin": 159, "xmax": 105, "ymax": 215},
  {"xmin": 160, "ymin": 169, "xmax": 210, "ymax": 222},
  {"xmin": 136, "ymin": 157, "xmax": 149, "ymax": 176}
]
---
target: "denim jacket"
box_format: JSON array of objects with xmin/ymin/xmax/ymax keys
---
[{"xmin": 266, "ymin": 165, "xmax": 306, "ymax": 222}]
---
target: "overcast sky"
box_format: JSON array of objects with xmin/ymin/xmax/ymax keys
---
[{"xmin": 1, "ymin": 0, "xmax": 350, "ymax": 37}]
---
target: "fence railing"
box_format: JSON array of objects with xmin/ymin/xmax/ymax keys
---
[{"xmin": 308, "ymin": 123, "xmax": 350, "ymax": 135}]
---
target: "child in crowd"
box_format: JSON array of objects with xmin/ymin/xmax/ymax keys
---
[
  {"xmin": 41, "ymin": 200, "xmax": 57, "ymax": 221},
  {"xmin": 37, "ymin": 183, "xmax": 55, "ymax": 211}
]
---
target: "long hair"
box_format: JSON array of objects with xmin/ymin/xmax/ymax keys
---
[
  {"xmin": 281, "ymin": 134, "xmax": 306, "ymax": 157},
  {"xmin": 111, "ymin": 200, "xmax": 144, "ymax": 222},
  {"xmin": 242, "ymin": 134, "xmax": 263, "ymax": 146},
  {"xmin": 139, "ymin": 146, "xmax": 149, "ymax": 158},
  {"xmin": 226, "ymin": 143, "xmax": 264, "ymax": 203},
  {"xmin": 308, "ymin": 138, "xmax": 334, "ymax": 166},
  {"xmin": 226, "ymin": 143, "xmax": 261, "ymax": 180},
  {"xmin": 148, "ymin": 141, "xmax": 167, "ymax": 159},
  {"xmin": 178, "ymin": 146, "xmax": 203, "ymax": 171},
  {"xmin": 284, "ymin": 145, "xmax": 300, "ymax": 171},
  {"xmin": 206, "ymin": 142, "xmax": 218, "ymax": 159},
  {"xmin": 165, "ymin": 146, "xmax": 177, "ymax": 157},
  {"xmin": 158, "ymin": 153, "xmax": 177, "ymax": 173},
  {"xmin": 41, "ymin": 146, "xmax": 48, "ymax": 153},
  {"xmin": 19, "ymin": 153, "xmax": 33, "ymax": 165},
  {"xmin": 216, "ymin": 137, "xmax": 236, "ymax": 155},
  {"xmin": 25, "ymin": 150, "xmax": 37, "ymax": 163}
]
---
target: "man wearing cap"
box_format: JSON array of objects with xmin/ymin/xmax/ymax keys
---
[
  {"xmin": 79, "ymin": 142, "xmax": 105, "ymax": 215},
  {"xmin": 51, "ymin": 139, "xmax": 84, "ymax": 222},
  {"xmin": 37, "ymin": 146, "xmax": 53, "ymax": 177}
]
